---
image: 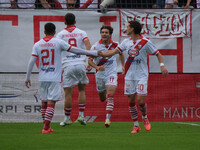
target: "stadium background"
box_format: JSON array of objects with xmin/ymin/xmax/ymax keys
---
[{"xmin": 0, "ymin": 9, "xmax": 200, "ymax": 123}]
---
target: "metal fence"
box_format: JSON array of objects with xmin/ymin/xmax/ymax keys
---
[{"xmin": 0, "ymin": 0, "xmax": 199, "ymax": 9}]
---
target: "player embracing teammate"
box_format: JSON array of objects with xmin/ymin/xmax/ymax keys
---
[
  {"xmin": 25, "ymin": 22, "xmax": 100, "ymax": 134},
  {"xmin": 57, "ymin": 13, "xmax": 92, "ymax": 126},
  {"xmin": 101, "ymin": 20, "xmax": 168, "ymax": 133},
  {"xmin": 26, "ymin": 15, "xmax": 168, "ymax": 134}
]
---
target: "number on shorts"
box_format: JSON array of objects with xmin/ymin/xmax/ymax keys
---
[
  {"xmin": 41, "ymin": 49, "xmax": 54, "ymax": 65},
  {"xmin": 138, "ymin": 84, "xmax": 144, "ymax": 91},
  {"xmin": 110, "ymin": 76, "xmax": 114, "ymax": 83}
]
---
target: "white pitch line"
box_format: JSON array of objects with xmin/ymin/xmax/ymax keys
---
[{"xmin": 175, "ymin": 122, "xmax": 200, "ymax": 126}]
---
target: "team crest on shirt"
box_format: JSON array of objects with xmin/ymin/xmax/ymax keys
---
[{"xmin": 128, "ymin": 49, "xmax": 139, "ymax": 57}]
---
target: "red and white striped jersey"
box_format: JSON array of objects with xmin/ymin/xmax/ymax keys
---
[
  {"xmin": 32, "ymin": 36, "xmax": 71, "ymax": 82},
  {"xmin": 56, "ymin": 25, "xmax": 89, "ymax": 68},
  {"xmin": 117, "ymin": 36, "xmax": 159, "ymax": 80},
  {"xmin": 91, "ymin": 39, "xmax": 118, "ymax": 78}
]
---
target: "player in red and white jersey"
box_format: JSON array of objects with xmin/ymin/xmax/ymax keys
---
[
  {"xmin": 56, "ymin": 13, "xmax": 92, "ymax": 126},
  {"xmin": 88, "ymin": 26, "xmax": 124, "ymax": 127},
  {"xmin": 25, "ymin": 23, "xmax": 99, "ymax": 134},
  {"xmin": 119, "ymin": 35, "xmax": 158, "ymax": 81},
  {"xmin": 56, "ymin": 21, "xmax": 89, "ymax": 68},
  {"xmin": 101, "ymin": 21, "xmax": 168, "ymax": 133}
]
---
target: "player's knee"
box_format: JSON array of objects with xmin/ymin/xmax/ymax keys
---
[
  {"xmin": 98, "ymin": 91, "xmax": 106, "ymax": 102},
  {"xmin": 99, "ymin": 94, "xmax": 106, "ymax": 102},
  {"xmin": 137, "ymin": 96, "xmax": 146, "ymax": 105},
  {"xmin": 99, "ymin": 95, "xmax": 106, "ymax": 102}
]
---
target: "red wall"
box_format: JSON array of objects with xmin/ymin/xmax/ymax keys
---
[{"xmin": 69, "ymin": 73, "xmax": 200, "ymax": 122}]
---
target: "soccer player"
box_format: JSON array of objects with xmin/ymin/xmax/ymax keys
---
[
  {"xmin": 25, "ymin": 23, "xmax": 100, "ymax": 134},
  {"xmin": 56, "ymin": 13, "xmax": 92, "ymax": 126},
  {"xmin": 88, "ymin": 25, "xmax": 124, "ymax": 127},
  {"xmin": 101, "ymin": 20, "xmax": 168, "ymax": 133}
]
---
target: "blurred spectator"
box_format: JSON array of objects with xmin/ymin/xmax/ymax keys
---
[
  {"xmin": 35, "ymin": 0, "xmax": 59, "ymax": 9},
  {"xmin": 197, "ymin": 0, "xmax": 200, "ymax": 8},
  {"xmin": 35, "ymin": 0, "xmax": 79, "ymax": 9},
  {"xmin": 55, "ymin": 0, "xmax": 67, "ymax": 8},
  {"xmin": 56, "ymin": 0, "xmax": 80, "ymax": 9},
  {"xmin": 165, "ymin": 0, "xmax": 179, "ymax": 8},
  {"xmin": 47, "ymin": 0, "xmax": 78, "ymax": 9},
  {"xmin": 178, "ymin": 0, "xmax": 196, "ymax": 8},
  {"xmin": 141, "ymin": 0, "xmax": 157, "ymax": 8},
  {"xmin": 10, "ymin": 0, "xmax": 51, "ymax": 9},
  {"xmin": 152, "ymin": 0, "xmax": 157, "ymax": 8},
  {"xmin": 79, "ymin": 0, "xmax": 98, "ymax": 8},
  {"xmin": 115, "ymin": 0, "xmax": 156, "ymax": 9},
  {"xmin": 0, "ymin": 0, "xmax": 11, "ymax": 8},
  {"xmin": 156, "ymin": 0, "xmax": 165, "ymax": 8},
  {"xmin": 11, "ymin": 0, "xmax": 36, "ymax": 8},
  {"xmin": 52, "ymin": 0, "xmax": 69, "ymax": 8},
  {"xmin": 66, "ymin": 0, "xmax": 76, "ymax": 8}
]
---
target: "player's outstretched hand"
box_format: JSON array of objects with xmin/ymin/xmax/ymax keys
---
[
  {"xmin": 97, "ymin": 65, "xmax": 105, "ymax": 71},
  {"xmin": 25, "ymin": 80, "xmax": 31, "ymax": 88},
  {"xmin": 97, "ymin": 51, "xmax": 103, "ymax": 57},
  {"xmin": 161, "ymin": 66, "xmax": 168, "ymax": 77}
]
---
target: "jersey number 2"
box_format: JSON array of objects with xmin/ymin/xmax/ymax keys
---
[{"xmin": 41, "ymin": 49, "xmax": 54, "ymax": 65}]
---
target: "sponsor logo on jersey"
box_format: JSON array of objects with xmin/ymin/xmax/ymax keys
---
[
  {"xmin": 128, "ymin": 49, "xmax": 139, "ymax": 57},
  {"xmin": 106, "ymin": 60, "xmax": 114, "ymax": 65},
  {"xmin": 41, "ymin": 67, "xmax": 55, "ymax": 72},
  {"xmin": 126, "ymin": 59, "xmax": 141, "ymax": 64}
]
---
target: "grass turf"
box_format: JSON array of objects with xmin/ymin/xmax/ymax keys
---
[{"xmin": 0, "ymin": 122, "xmax": 200, "ymax": 150}]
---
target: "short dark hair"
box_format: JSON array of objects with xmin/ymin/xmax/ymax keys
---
[
  {"xmin": 129, "ymin": 20, "xmax": 142, "ymax": 34},
  {"xmin": 44, "ymin": 23, "xmax": 56, "ymax": 35},
  {"xmin": 65, "ymin": 13, "xmax": 76, "ymax": 25},
  {"xmin": 100, "ymin": 25, "xmax": 113, "ymax": 35}
]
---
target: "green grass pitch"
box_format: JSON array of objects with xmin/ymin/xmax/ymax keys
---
[{"xmin": 0, "ymin": 122, "xmax": 200, "ymax": 150}]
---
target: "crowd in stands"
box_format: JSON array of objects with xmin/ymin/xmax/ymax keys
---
[
  {"xmin": 0, "ymin": 0, "xmax": 199, "ymax": 10},
  {"xmin": 0, "ymin": 0, "xmax": 99, "ymax": 9}
]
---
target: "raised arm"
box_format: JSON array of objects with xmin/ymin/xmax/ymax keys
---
[
  {"xmin": 184, "ymin": 0, "xmax": 192, "ymax": 8},
  {"xmin": 156, "ymin": 53, "xmax": 168, "ymax": 77}
]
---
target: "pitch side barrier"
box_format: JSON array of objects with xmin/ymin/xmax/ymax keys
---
[{"xmin": 0, "ymin": 73, "xmax": 199, "ymax": 122}]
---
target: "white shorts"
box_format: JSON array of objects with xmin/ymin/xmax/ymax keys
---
[
  {"xmin": 124, "ymin": 79, "xmax": 148, "ymax": 96},
  {"xmin": 39, "ymin": 82, "xmax": 62, "ymax": 101},
  {"xmin": 96, "ymin": 74, "xmax": 117, "ymax": 92},
  {"xmin": 63, "ymin": 64, "xmax": 89, "ymax": 88}
]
